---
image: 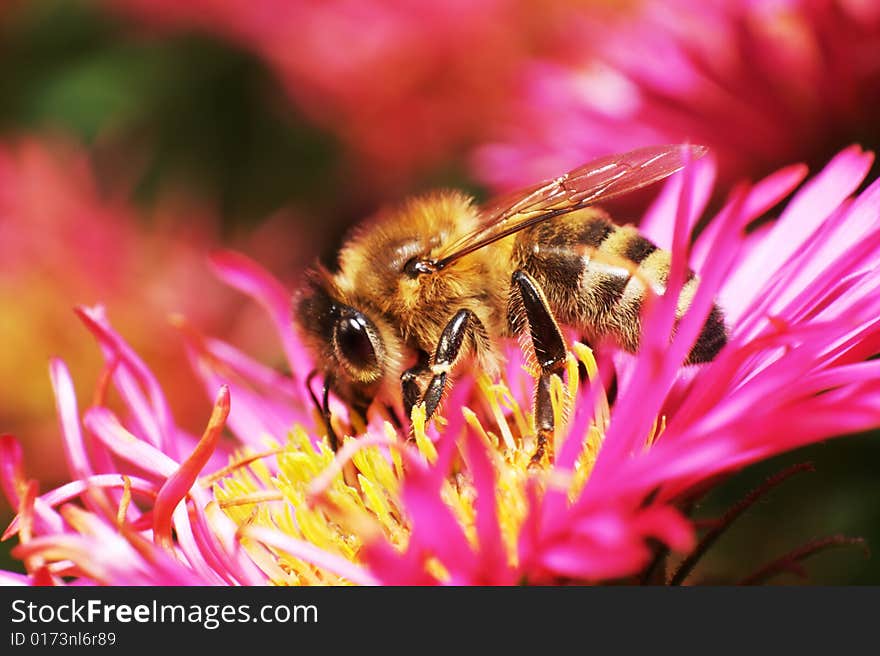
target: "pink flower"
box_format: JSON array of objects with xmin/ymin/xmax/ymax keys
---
[
  {"xmin": 2, "ymin": 147, "xmax": 879, "ymax": 585},
  {"xmin": 0, "ymin": 300, "xmax": 372, "ymax": 585},
  {"xmin": 362, "ymin": 146, "xmax": 880, "ymax": 583},
  {"xmin": 0, "ymin": 138, "xmax": 304, "ymax": 492},
  {"xmin": 474, "ymin": 0, "xmax": 880, "ymax": 190}
]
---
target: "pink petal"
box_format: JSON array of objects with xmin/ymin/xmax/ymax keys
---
[
  {"xmin": 0, "ymin": 434, "xmax": 25, "ymax": 507},
  {"xmin": 462, "ymin": 430, "xmax": 512, "ymax": 583},
  {"xmin": 0, "ymin": 570, "xmax": 30, "ymax": 585},
  {"xmin": 245, "ymin": 525, "xmax": 379, "ymax": 585},
  {"xmin": 3, "ymin": 474, "xmax": 157, "ymax": 540},
  {"xmin": 194, "ymin": 502, "xmax": 268, "ymax": 586},
  {"xmin": 693, "ymin": 162, "xmax": 808, "ymax": 273},
  {"xmin": 361, "ymin": 539, "xmax": 440, "ymax": 586},
  {"xmin": 723, "ymin": 146, "xmax": 874, "ymax": 311},
  {"xmin": 395, "ymin": 436, "xmax": 476, "ymax": 579},
  {"xmin": 153, "ymin": 386, "xmax": 229, "ymax": 551},
  {"xmin": 183, "ymin": 339, "xmax": 305, "ymax": 448},
  {"xmin": 209, "ymin": 250, "xmax": 312, "ymax": 381},
  {"xmin": 75, "ymin": 306, "xmax": 177, "ymax": 458},
  {"xmin": 640, "ymin": 154, "xmax": 717, "ymax": 249},
  {"xmin": 49, "ymin": 359, "xmax": 92, "ymax": 482},
  {"xmin": 83, "ymin": 408, "xmax": 177, "ymax": 479}
]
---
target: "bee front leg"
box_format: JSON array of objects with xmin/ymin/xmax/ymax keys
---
[
  {"xmin": 510, "ymin": 270, "xmax": 568, "ymax": 466},
  {"xmin": 422, "ymin": 309, "xmax": 479, "ymax": 421}
]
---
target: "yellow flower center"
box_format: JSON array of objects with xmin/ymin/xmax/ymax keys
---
[{"xmin": 212, "ymin": 343, "xmax": 637, "ymax": 585}]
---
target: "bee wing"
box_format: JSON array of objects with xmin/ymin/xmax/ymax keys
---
[{"xmin": 433, "ymin": 144, "xmax": 706, "ymax": 269}]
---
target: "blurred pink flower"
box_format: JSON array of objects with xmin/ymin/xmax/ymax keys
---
[
  {"xmin": 0, "ymin": 138, "xmax": 300, "ymax": 496},
  {"xmin": 474, "ymin": 0, "xmax": 880, "ymax": 190},
  {"xmin": 107, "ymin": 0, "xmax": 575, "ymax": 187},
  {"xmin": 108, "ymin": 0, "xmax": 880, "ymax": 194},
  {"xmin": 3, "ymin": 147, "xmax": 880, "ymax": 585}
]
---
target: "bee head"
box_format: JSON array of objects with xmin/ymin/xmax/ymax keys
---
[{"xmin": 294, "ymin": 268, "xmax": 386, "ymax": 392}]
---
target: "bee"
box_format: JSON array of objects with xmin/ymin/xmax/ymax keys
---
[{"xmin": 295, "ymin": 145, "xmax": 726, "ymax": 459}]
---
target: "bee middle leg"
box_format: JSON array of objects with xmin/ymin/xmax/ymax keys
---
[{"xmin": 510, "ymin": 270, "xmax": 568, "ymax": 466}]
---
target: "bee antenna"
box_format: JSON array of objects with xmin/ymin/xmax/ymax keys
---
[
  {"xmin": 306, "ymin": 369, "xmax": 340, "ymax": 452},
  {"xmin": 306, "ymin": 369, "xmax": 321, "ymax": 410},
  {"xmin": 322, "ymin": 373, "xmax": 340, "ymax": 452}
]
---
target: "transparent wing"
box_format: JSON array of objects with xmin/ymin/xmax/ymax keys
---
[{"xmin": 432, "ymin": 144, "xmax": 706, "ymax": 269}]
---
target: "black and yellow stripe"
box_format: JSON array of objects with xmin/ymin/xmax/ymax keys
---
[{"xmin": 510, "ymin": 209, "xmax": 726, "ymax": 363}]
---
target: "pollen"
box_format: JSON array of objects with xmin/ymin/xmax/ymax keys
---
[{"xmin": 212, "ymin": 342, "xmax": 647, "ymax": 584}]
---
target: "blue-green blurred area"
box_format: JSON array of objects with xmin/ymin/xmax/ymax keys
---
[
  {"xmin": 0, "ymin": 1, "xmax": 483, "ymax": 256},
  {"xmin": 0, "ymin": 0, "xmax": 878, "ymax": 584},
  {"xmin": 0, "ymin": 1, "xmax": 342, "ymax": 237}
]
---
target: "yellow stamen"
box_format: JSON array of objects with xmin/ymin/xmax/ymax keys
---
[
  {"xmin": 573, "ymin": 342, "xmax": 610, "ymax": 430},
  {"xmin": 550, "ymin": 373, "xmax": 567, "ymax": 457},
  {"xmin": 199, "ymin": 448, "xmax": 287, "ymax": 487},
  {"xmin": 411, "ymin": 404, "xmax": 438, "ymax": 464},
  {"xmin": 463, "ymin": 406, "xmax": 497, "ymax": 450},
  {"xmin": 116, "ymin": 476, "xmax": 132, "ymax": 527},
  {"xmin": 217, "ymin": 491, "xmax": 284, "ymax": 508},
  {"xmin": 492, "ymin": 382, "xmax": 530, "ymax": 437},
  {"xmin": 477, "ymin": 374, "xmax": 518, "ymax": 451},
  {"xmin": 425, "ymin": 557, "xmax": 451, "ymax": 582},
  {"xmin": 213, "ymin": 342, "xmax": 662, "ymax": 584}
]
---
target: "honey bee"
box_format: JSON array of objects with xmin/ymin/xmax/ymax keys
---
[{"xmin": 295, "ymin": 145, "xmax": 726, "ymax": 458}]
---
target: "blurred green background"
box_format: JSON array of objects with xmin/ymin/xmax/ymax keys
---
[
  {"xmin": 0, "ymin": 0, "xmax": 878, "ymax": 584},
  {"xmin": 0, "ymin": 1, "xmax": 340, "ymax": 241},
  {"xmin": 0, "ymin": 1, "xmax": 485, "ymax": 255}
]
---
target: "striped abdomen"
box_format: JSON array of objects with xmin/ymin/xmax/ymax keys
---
[{"xmin": 510, "ymin": 208, "xmax": 726, "ymax": 363}]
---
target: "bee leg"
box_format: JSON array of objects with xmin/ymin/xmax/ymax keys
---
[
  {"xmin": 423, "ymin": 309, "xmax": 478, "ymax": 420},
  {"xmin": 401, "ymin": 351, "xmax": 431, "ymax": 421},
  {"xmin": 511, "ymin": 270, "xmax": 567, "ymax": 467}
]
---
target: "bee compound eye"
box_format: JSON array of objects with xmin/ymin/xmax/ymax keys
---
[{"xmin": 333, "ymin": 315, "xmax": 378, "ymax": 372}]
